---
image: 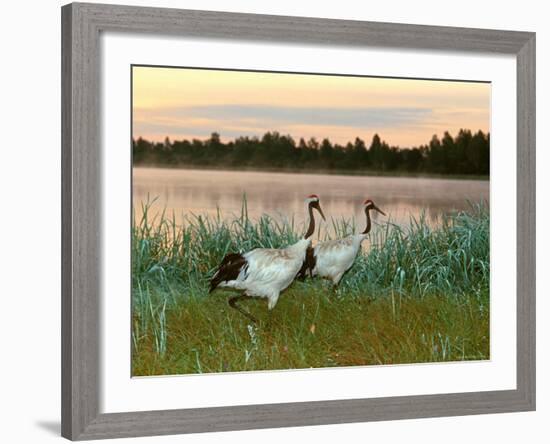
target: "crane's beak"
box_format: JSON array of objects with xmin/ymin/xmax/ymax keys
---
[
  {"xmin": 313, "ymin": 202, "xmax": 326, "ymax": 221},
  {"xmin": 373, "ymin": 205, "xmax": 386, "ymax": 216}
]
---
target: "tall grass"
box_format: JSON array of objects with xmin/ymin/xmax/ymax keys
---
[{"xmin": 132, "ymin": 198, "xmax": 489, "ymax": 375}]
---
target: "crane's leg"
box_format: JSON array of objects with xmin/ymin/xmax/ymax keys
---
[
  {"xmin": 331, "ymin": 273, "xmax": 345, "ymax": 294},
  {"xmin": 267, "ymin": 293, "xmax": 280, "ymax": 311},
  {"xmin": 228, "ymin": 295, "xmax": 258, "ymax": 323},
  {"xmin": 262, "ymin": 293, "xmax": 280, "ymax": 330}
]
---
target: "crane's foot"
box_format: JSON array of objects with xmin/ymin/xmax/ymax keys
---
[{"xmin": 228, "ymin": 295, "xmax": 258, "ymax": 324}]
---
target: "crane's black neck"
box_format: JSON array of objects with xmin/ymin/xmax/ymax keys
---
[
  {"xmin": 361, "ymin": 206, "xmax": 373, "ymax": 235},
  {"xmin": 304, "ymin": 202, "xmax": 316, "ymax": 239}
]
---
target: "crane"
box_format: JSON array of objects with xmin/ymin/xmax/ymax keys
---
[
  {"xmin": 209, "ymin": 195, "xmax": 325, "ymax": 322},
  {"xmin": 297, "ymin": 199, "xmax": 385, "ymax": 288}
]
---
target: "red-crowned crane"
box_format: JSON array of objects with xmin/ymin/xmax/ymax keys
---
[
  {"xmin": 209, "ymin": 195, "xmax": 325, "ymax": 322},
  {"xmin": 297, "ymin": 199, "xmax": 386, "ymax": 287}
]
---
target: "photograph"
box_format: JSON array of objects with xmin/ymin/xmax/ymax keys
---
[{"xmin": 131, "ymin": 66, "xmax": 490, "ymax": 376}]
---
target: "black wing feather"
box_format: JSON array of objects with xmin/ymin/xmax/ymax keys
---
[
  {"xmin": 209, "ymin": 253, "xmax": 248, "ymax": 292},
  {"xmin": 296, "ymin": 246, "xmax": 316, "ymax": 280}
]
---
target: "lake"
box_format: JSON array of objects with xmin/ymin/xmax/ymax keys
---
[{"xmin": 133, "ymin": 167, "xmax": 489, "ymax": 230}]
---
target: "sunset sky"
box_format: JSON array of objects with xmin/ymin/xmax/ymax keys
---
[{"xmin": 132, "ymin": 66, "xmax": 490, "ymax": 147}]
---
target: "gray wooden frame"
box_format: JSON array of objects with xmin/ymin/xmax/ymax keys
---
[{"xmin": 61, "ymin": 2, "xmax": 536, "ymax": 440}]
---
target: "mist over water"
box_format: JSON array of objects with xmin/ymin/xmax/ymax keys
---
[{"xmin": 133, "ymin": 167, "xmax": 489, "ymax": 230}]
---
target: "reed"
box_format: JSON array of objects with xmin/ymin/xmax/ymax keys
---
[{"xmin": 132, "ymin": 198, "xmax": 489, "ymax": 375}]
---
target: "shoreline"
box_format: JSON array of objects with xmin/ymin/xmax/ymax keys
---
[{"xmin": 132, "ymin": 163, "xmax": 490, "ymax": 181}]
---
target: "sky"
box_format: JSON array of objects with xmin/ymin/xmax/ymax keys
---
[{"xmin": 132, "ymin": 66, "xmax": 490, "ymax": 147}]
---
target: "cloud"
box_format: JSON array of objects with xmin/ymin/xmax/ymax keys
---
[
  {"xmin": 133, "ymin": 105, "xmax": 437, "ymax": 145},
  {"xmin": 135, "ymin": 104, "xmax": 433, "ymax": 133}
]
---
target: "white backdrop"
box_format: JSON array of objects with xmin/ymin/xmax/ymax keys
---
[
  {"xmin": 0, "ymin": 0, "xmax": 546, "ymax": 443},
  {"xmin": 102, "ymin": 34, "xmax": 516, "ymax": 413}
]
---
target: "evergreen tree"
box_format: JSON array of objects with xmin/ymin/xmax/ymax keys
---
[{"xmin": 132, "ymin": 129, "xmax": 490, "ymax": 176}]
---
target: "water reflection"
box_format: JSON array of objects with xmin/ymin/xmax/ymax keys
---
[{"xmin": 133, "ymin": 168, "xmax": 489, "ymax": 230}]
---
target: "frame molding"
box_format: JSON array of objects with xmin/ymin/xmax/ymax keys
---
[{"xmin": 61, "ymin": 2, "xmax": 536, "ymax": 440}]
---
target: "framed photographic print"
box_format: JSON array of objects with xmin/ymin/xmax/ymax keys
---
[{"xmin": 61, "ymin": 2, "xmax": 536, "ymax": 440}]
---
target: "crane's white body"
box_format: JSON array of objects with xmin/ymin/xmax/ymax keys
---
[
  {"xmin": 311, "ymin": 234, "xmax": 367, "ymax": 285},
  {"xmin": 215, "ymin": 238, "xmax": 311, "ymax": 309}
]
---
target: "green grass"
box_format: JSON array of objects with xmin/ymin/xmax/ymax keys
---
[{"xmin": 132, "ymin": 199, "xmax": 489, "ymax": 376}]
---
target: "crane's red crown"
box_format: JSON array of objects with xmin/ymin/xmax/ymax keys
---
[
  {"xmin": 364, "ymin": 199, "xmax": 373, "ymax": 205},
  {"xmin": 307, "ymin": 194, "xmax": 319, "ymax": 200}
]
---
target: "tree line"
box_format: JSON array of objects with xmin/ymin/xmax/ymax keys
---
[{"xmin": 132, "ymin": 129, "xmax": 489, "ymax": 176}]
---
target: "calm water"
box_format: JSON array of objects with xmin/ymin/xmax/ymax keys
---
[{"xmin": 133, "ymin": 168, "xmax": 489, "ymax": 229}]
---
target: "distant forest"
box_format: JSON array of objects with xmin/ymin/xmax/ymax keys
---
[{"xmin": 132, "ymin": 129, "xmax": 490, "ymax": 176}]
